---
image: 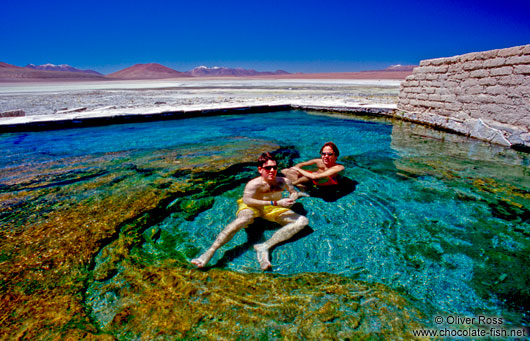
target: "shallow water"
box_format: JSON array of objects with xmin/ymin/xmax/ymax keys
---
[{"xmin": 1, "ymin": 110, "xmax": 529, "ymax": 337}]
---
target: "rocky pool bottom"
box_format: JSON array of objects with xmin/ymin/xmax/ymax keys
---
[{"xmin": 1, "ymin": 110, "xmax": 529, "ymax": 339}]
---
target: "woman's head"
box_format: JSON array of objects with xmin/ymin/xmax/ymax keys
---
[
  {"xmin": 320, "ymin": 142, "xmax": 339, "ymax": 167},
  {"xmin": 320, "ymin": 142, "xmax": 339, "ymax": 157}
]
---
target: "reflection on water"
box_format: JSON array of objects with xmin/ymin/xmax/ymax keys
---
[{"xmin": 1, "ymin": 111, "xmax": 528, "ymax": 338}]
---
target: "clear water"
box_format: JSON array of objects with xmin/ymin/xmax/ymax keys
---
[{"xmin": 2, "ymin": 110, "xmax": 529, "ymax": 331}]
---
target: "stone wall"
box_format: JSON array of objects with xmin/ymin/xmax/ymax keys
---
[{"xmin": 397, "ymin": 44, "xmax": 530, "ymax": 149}]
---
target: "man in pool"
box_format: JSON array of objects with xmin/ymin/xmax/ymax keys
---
[
  {"xmin": 191, "ymin": 152, "xmax": 309, "ymax": 270},
  {"xmin": 281, "ymin": 142, "xmax": 345, "ymax": 188}
]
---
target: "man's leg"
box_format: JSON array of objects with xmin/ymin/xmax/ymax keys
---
[
  {"xmin": 254, "ymin": 212, "xmax": 309, "ymax": 270},
  {"xmin": 191, "ymin": 209, "xmax": 254, "ymax": 268},
  {"xmin": 280, "ymin": 168, "xmax": 299, "ymax": 182}
]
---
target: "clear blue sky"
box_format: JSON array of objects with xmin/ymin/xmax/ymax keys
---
[{"xmin": 3, "ymin": 0, "xmax": 529, "ymax": 74}]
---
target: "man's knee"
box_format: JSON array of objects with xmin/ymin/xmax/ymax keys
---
[
  {"xmin": 285, "ymin": 215, "xmax": 308, "ymax": 234},
  {"xmin": 297, "ymin": 215, "xmax": 309, "ymax": 227}
]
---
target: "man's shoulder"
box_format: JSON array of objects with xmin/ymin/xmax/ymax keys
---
[{"xmin": 247, "ymin": 176, "xmax": 264, "ymax": 186}]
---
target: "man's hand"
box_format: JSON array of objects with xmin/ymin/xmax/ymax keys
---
[{"xmin": 277, "ymin": 198, "xmax": 295, "ymax": 207}]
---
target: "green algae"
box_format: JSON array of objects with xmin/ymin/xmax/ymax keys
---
[
  {"xmin": 88, "ymin": 263, "xmax": 425, "ymax": 339},
  {"xmin": 0, "ymin": 136, "xmax": 284, "ymax": 339}
]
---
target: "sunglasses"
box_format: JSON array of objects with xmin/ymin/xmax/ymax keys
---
[
  {"xmin": 321, "ymin": 152, "xmax": 335, "ymax": 156},
  {"xmin": 262, "ymin": 165, "xmax": 278, "ymax": 171}
]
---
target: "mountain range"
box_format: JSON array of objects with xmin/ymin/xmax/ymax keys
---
[
  {"xmin": 189, "ymin": 66, "xmax": 289, "ymax": 77},
  {"xmin": 381, "ymin": 64, "xmax": 416, "ymax": 72},
  {"xmin": 25, "ymin": 63, "xmax": 103, "ymax": 75},
  {"xmin": 0, "ymin": 62, "xmax": 415, "ymax": 82},
  {"xmin": 0, "ymin": 62, "xmax": 107, "ymax": 81}
]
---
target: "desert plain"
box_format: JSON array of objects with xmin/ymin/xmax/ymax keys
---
[{"xmin": 0, "ymin": 77, "xmax": 403, "ymax": 129}]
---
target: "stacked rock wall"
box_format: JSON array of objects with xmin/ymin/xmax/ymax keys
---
[{"xmin": 397, "ymin": 44, "xmax": 530, "ymax": 148}]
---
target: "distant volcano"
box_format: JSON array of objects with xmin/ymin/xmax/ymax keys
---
[{"xmin": 107, "ymin": 63, "xmax": 189, "ymax": 79}]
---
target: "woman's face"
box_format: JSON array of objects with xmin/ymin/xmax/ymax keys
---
[{"xmin": 320, "ymin": 146, "xmax": 337, "ymax": 167}]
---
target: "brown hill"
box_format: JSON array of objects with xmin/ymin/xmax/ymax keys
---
[
  {"xmin": 0, "ymin": 63, "xmax": 107, "ymax": 82},
  {"xmin": 107, "ymin": 63, "xmax": 189, "ymax": 79},
  {"xmin": 0, "ymin": 62, "xmax": 23, "ymax": 69}
]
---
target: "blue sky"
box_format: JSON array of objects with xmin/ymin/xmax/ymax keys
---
[{"xmin": 2, "ymin": 0, "xmax": 530, "ymax": 74}]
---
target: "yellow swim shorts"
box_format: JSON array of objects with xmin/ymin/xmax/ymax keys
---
[{"xmin": 236, "ymin": 199, "xmax": 290, "ymax": 224}]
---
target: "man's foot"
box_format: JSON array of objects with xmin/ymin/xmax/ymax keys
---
[
  {"xmin": 191, "ymin": 252, "xmax": 212, "ymax": 268},
  {"xmin": 254, "ymin": 244, "xmax": 272, "ymax": 270},
  {"xmin": 291, "ymin": 191, "xmax": 310, "ymax": 200}
]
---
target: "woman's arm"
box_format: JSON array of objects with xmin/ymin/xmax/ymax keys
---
[
  {"xmin": 294, "ymin": 158, "xmax": 320, "ymax": 168},
  {"xmin": 293, "ymin": 164, "xmax": 344, "ymax": 180}
]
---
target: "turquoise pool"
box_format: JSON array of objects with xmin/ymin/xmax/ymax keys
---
[{"xmin": 1, "ymin": 110, "xmax": 528, "ymax": 337}]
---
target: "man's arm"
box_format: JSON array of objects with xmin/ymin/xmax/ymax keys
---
[
  {"xmin": 241, "ymin": 180, "xmax": 267, "ymax": 207},
  {"xmin": 242, "ymin": 179, "xmax": 294, "ymax": 208},
  {"xmin": 282, "ymin": 177, "xmax": 297, "ymax": 196},
  {"xmin": 283, "ymin": 177, "xmax": 309, "ymax": 200}
]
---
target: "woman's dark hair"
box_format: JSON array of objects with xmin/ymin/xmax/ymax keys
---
[
  {"xmin": 257, "ymin": 152, "xmax": 277, "ymax": 167},
  {"xmin": 320, "ymin": 142, "xmax": 340, "ymax": 157}
]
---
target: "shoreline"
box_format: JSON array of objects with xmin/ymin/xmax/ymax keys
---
[{"xmin": 0, "ymin": 103, "xmax": 397, "ymax": 133}]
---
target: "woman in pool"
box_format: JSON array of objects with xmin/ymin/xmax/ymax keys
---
[{"xmin": 281, "ymin": 142, "xmax": 345, "ymax": 188}]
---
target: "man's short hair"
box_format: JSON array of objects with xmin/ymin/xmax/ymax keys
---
[
  {"xmin": 257, "ymin": 152, "xmax": 277, "ymax": 168},
  {"xmin": 320, "ymin": 142, "xmax": 340, "ymax": 157}
]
